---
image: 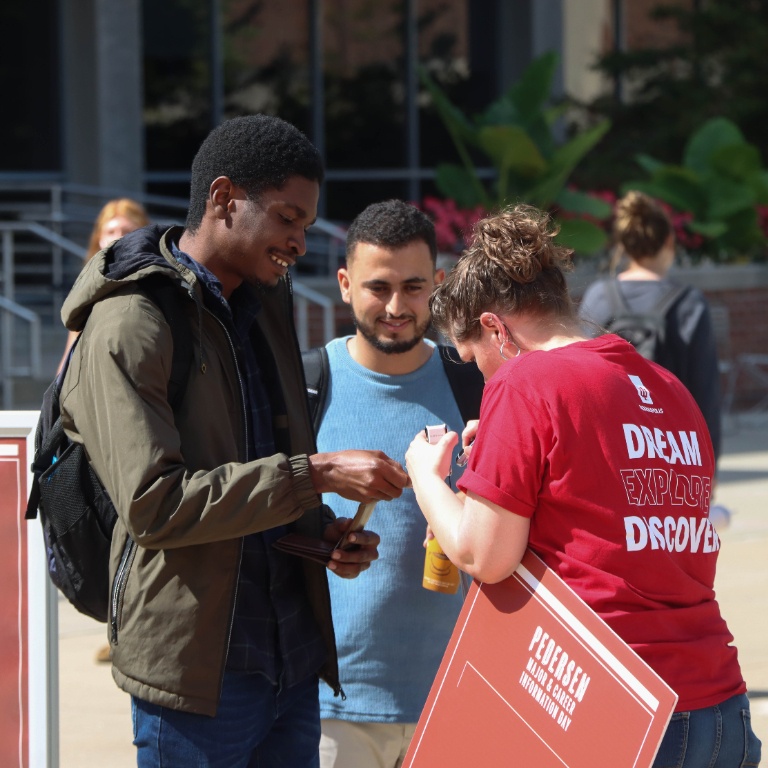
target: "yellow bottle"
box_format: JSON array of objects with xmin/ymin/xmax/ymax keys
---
[{"xmin": 422, "ymin": 537, "xmax": 460, "ymax": 594}]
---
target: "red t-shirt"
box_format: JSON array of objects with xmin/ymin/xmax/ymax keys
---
[{"xmin": 458, "ymin": 335, "xmax": 745, "ymax": 711}]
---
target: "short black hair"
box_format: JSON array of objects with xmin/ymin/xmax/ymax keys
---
[
  {"xmin": 185, "ymin": 114, "xmax": 324, "ymax": 231},
  {"xmin": 346, "ymin": 199, "xmax": 437, "ymax": 265}
]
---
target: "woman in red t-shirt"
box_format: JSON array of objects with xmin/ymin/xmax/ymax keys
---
[{"xmin": 406, "ymin": 204, "xmax": 761, "ymax": 768}]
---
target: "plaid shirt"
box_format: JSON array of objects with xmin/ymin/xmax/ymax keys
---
[{"xmin": 171, "ymin": 243, "xmax": 325, "ymax": 687}]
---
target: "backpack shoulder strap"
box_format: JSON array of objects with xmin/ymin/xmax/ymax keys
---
[
  {"xmin": 301, "ymin": 346, "xmax": 330, "ymax": 433},
  {"xmin": 138, "ymin": 276, "xmax": 194, "ymax": 410},
  {"xmin": 604, "ymin": 278, "xmax": 630, "ymax": 316},
  {"xmin": 652, "ymin": 282, "xmax": 690, "ymax": 317},
  {"xmin": 25, "ymin": 278, "xmax": 193, "ymax": 522},
  {"xmin": 25, "ymin": 332, "xmax": 85, "ymax": 520},
  {"xmin": 438, "ymin": 345, "xmax": 485, "ymax": 424}
]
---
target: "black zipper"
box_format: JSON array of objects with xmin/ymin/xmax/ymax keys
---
[
  {"xmin": 110, "ymin": 536, "xmax": 137, "ymax": 643},
  {"xmin": 206, "ymin": 307, "xmax": 250, "ymax": 464},
  {"xmin": 203, "ymin": 306, "xmax": 248, "ymax": 700}
]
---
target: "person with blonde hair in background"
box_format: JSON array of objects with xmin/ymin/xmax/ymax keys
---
[
  {"xmin": 58, "ymin": 198, "xmax": 151, "ymax": 375},
  {"xmin": 578, "ymin": 190, "xmax": 722, "ymax": 460},
  {"xmin": 405, "ymin": 204, "xmax": 760, "ymax": 768},
  {"xmin": 85, "ymin": 197, "xmax": 150, "ymax": 260}
]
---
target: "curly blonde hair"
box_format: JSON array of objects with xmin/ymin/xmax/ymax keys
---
[
  {"xmin": 430, "ymin": 204, "xmax": 574, "ymax": 342},
  {"xmin": 86, "ymin": 198, "xmax": 149, "ymax": 260}
]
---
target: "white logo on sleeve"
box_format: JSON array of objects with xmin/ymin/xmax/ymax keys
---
[{"xmin": 628, "ymin": 375, "xmax": 653, "ymax": 405}]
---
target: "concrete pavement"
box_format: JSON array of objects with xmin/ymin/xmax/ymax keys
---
[{"xmin": 57, "ymin": 412, "xmax": 768, "ymax": 767}]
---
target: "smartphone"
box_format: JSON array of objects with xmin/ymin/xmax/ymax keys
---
[
  {"xmin": 424, "ymin": 424, "xmax": 448, "ymax": 445},
  {"xmin": 425, "ymin": 424, "xmax": 452, "ymax": 484}
]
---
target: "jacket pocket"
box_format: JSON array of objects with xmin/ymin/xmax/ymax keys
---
[{"xmin": 110, "ymin": 536, "xmax": 137, "ymax": 643}]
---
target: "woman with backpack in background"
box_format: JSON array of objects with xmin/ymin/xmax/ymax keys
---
[{"xmin": 578, "ymin": 191, "xmax": 722, "ymax": 460}]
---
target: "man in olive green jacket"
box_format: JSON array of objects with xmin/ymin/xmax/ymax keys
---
[{"xmin": 59, "ymin": 115, "xmax": 409, "ymax": 767}]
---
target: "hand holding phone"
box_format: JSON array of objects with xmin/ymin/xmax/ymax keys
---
[{"xmin": 424, "ymin": 424, "xmax": 452, "ymax": 485}]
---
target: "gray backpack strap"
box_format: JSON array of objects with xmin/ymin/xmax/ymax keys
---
[{"xmin": 652, "ymin": 282, "xmax": 690, "ymax": 316}]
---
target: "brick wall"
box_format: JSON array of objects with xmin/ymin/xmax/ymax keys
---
[
  {"xmin": 700, "ymin": 284, "xmax": 768, "ymax": 410},
  {"xmin": 301, "ymin": 301, "xmax": 353, "ymax": 350}
]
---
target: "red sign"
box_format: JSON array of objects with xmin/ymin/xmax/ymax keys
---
[
  {"xmin": 404, "ymin": 549, "xmax": 677, "ymax": 768},
  {"xmin": 0, "ymin": 436, "xmax": 30, "ymax": 768}
]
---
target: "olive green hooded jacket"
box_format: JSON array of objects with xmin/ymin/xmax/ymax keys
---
[{"xmin": 59, "ymin": 225, "xmax": 338, "ymax": 716}]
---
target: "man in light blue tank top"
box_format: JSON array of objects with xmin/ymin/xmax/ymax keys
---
[{"xmin": 317, "ymin": 201, "xmax": 480, "ymax": 767}]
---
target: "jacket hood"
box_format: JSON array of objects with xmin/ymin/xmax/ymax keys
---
[{"xmin": 61, "ymin": 224, "xmax": 190, "ymax": 331}]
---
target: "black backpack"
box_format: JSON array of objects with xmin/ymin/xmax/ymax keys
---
[
  {"xmin": 301, "ymin": 344, "xmax": 485, "ymax": 433},
  {"xmin": 25, "ymin": 278, "xmax": 193, "ymax": 622},
  {"xmin": 604, "ymin": 279, "xmax": 689, "ymax": 367}
]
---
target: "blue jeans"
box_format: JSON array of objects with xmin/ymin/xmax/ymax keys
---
[
  {"xmin": 132, "ymin": 672, "xmax": 320, "ymax": 768},
  {"xmin": 653, "ymin": 693, "xmax": 762, "ymax": 768}
]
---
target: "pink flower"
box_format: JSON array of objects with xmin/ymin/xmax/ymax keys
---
[
  {"xmin": 420, "ymin": 197, "xmax": 488, "ymax": 253},
  {"xmin": 757, "ymin": 205, "xmax": 768, "ymax": 238},
  {"xmin": 658, "ymin": 202, "xmax": 705, "ymax": 251}
]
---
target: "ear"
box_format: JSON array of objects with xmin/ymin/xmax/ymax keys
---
[
  {"xmin": 478, "ymin": 312, "xmax": 496, "ymax": 331},
  {"xmin": 337, "ymin": 267, "xmax": 352, "ymax": 305},
  {"xmin": 479, "ymin": 312, "xmax": 504, "ymax": 340},
  {"xmin": 209, "ymin": 176, "xmax": 237, "ymax": 219},
  {"xmin": 434, "ymin": 267, "xmax": 446, "ymax": 285}
]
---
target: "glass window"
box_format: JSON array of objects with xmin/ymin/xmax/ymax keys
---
[
  {"xmin": 222, "ymin": 0, "xmax": 311, "ymax": 134},
  {"xmin": 418, "ymin": 0, "xmax": 472, "ymax": 169},
  {"xmin": 323, "ymin": 0, "xmax": 406, "ymax": 172},
  {"xmin": 143, "ymin": 0, "xmax": 213, "ymax": 177},
  {"xmin": 0, "ymin": 0, "xmax": 61, "ymax": 172},
  {"xmin": 142, "ymin": 0, "xmax": 492, "ymax": 225}
]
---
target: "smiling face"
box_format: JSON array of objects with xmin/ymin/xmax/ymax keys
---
[
  {"xmin": 338, "ymin": 240, "xmax": 443, "ymax": 361},
  {"xmin": 197, "ymin": 174, "xmax": 319, "ymax": 297}
]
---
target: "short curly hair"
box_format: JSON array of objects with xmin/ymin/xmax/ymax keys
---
[
  {"xmin": 346, "ymin": 199, "xmax": 437, "ymax": 265},
  {"xmin": 430, "ymin": 204, "xmax": 575, "ymax": 342},
  {"xmin": 185, "ymin": 114, "xmax": 324, "ymax": 232}
]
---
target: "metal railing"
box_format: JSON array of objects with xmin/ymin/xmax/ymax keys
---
[
  {"xmin": 293, "ymin": 282, "xmax": 336, "ymax": 351},
  {"xmin": 1, "ymin": 220, "xmax": 87, "ymax": 286},
  {"xmin": 0, "ymin": 295, "xmax": 41, "ymax": 409},
  {"xmin": 0, "ymin": 179, "xmax": 348, "ymax": 276},
  {"xmin": 0, "ymin": 223, "xmax": 84, "ymax": 409}
]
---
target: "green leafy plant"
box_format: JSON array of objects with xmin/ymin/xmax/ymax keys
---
[
  {"xmin": 421, "ymin": 51, "xmax": 612, "ymax": 254},
  {"xmin": 621, "ymin": 117, "xmax": 768, "ymax": 260},
  {"xmin": 574, "ymin": 0, "xmax": 768, "ymax": 192}
]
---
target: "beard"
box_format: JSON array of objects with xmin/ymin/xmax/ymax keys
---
[{"xmin": 351, "ymin": 307, "xmax": 432, "ymax": 355}]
